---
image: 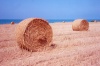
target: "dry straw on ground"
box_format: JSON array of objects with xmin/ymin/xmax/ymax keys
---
[
  {"xmin": 72, "ymin": 19, "xmax": 89, "ymax": 31},
  {"xmin": 15, "ymin": 18, "xmax": 53, "ymax": 52}
]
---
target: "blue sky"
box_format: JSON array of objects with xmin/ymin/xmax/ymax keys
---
[{"xmin": 0, "ymin": 0, "xmax": 100, "ymax": 19}]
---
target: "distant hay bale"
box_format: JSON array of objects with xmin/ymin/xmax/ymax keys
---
[
  {"xmin": 72, "ymin": 19, "xmax": 89, "ymax": 31},
  {"xmin": 11, "ymin": 21, "xmax": 15, "ymax": 25},
  {"xmin": 15, "ymin": 18, "xmax": 53, "ymax": 52}
]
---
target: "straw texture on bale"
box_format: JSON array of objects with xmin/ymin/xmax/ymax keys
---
[
  {"xmin": 15, "ymin": 18, "xmax": 53, "ymax": 52},
  {"xmin": 72, "ymin": 19, "xmax": 89, "ymax": 31}
]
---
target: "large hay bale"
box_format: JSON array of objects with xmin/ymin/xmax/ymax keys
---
[
  {"xmin": 15, "ymin": 18, "xmax": 53, "ymax": 52},
  {"xmin": 72, "ymin": 19, "xmax": 89, "ymax": 31}
]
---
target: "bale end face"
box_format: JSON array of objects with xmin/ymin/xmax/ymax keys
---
[
  {"xmin": 15, "ymin": 18, "xmax": 53, "ymax": 52},
  {"xmin": 72, "ymin": 19, "xmax": 89, "ymax": 31}
]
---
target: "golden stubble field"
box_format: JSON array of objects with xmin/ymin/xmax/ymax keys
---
[{"xmin": 0, "ymin": 22, "xmax": 100, "ymax": 66}]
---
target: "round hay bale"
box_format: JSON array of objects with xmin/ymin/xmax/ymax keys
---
[
  {"xmin": 15, "ymin": 18, "xmax": 53, "ymax": 52},
  {"xmin": 72, "ymin": 19, "xmax": 89, "ymax": 31},
  {"xmin": 11, "ymin": 21, "xmax": 15, "ymax": 25}
]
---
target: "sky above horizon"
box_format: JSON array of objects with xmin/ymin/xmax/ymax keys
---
[{"xmin": 0, "ymin": 0, "xmax": 100, "ymax": 19}]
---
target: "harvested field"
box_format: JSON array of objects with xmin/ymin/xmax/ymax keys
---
[{"xmin": 0, "ymin": 22, "xmax": 100, "ymax": 66}]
